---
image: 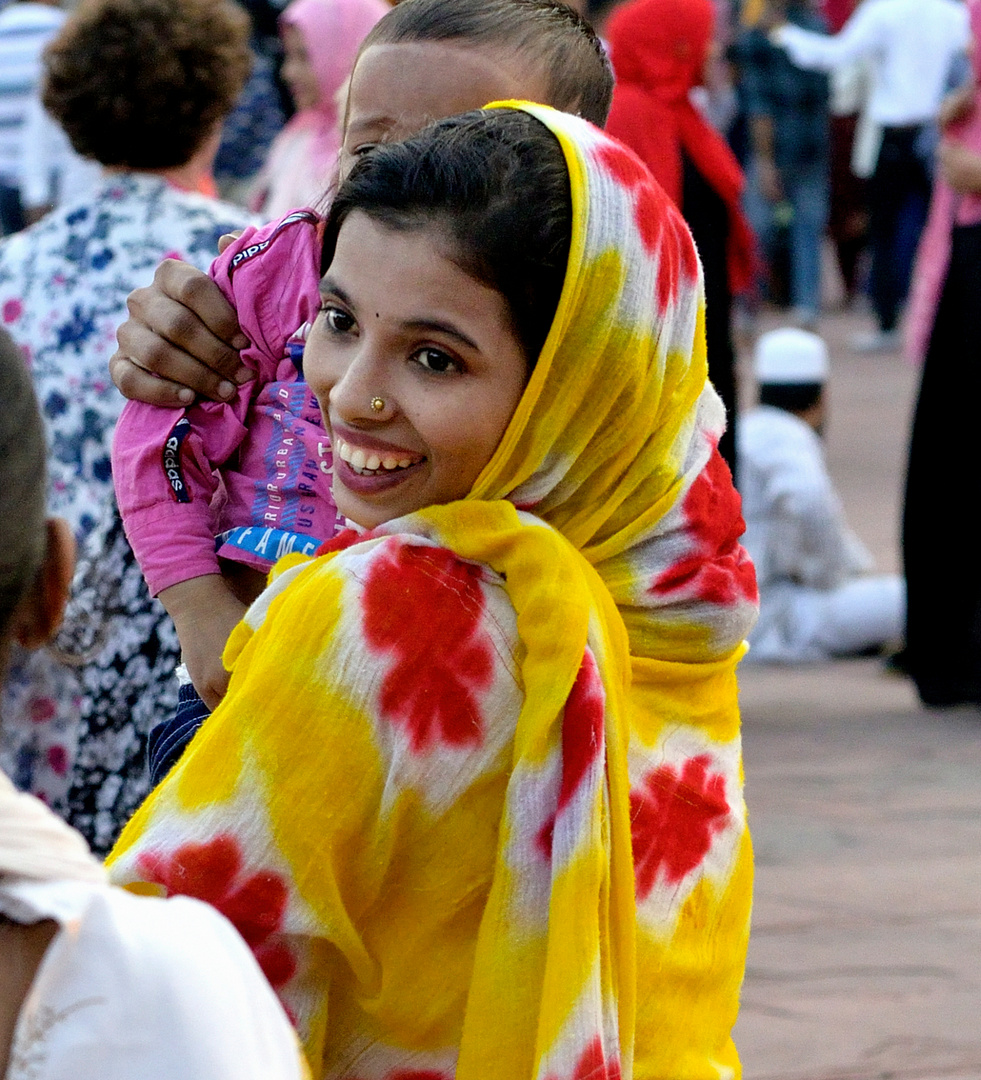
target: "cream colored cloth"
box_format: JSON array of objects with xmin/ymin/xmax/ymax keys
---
[
  {"xmin": 0, "ymin": 770, "xmax": 310, "ymax": 1079},
  {"xmin": 0, "ymin": 771, "xmax": 103, "ymax": 885},
  {"xmin": 1, "ymin": 878, "xmax": 311, "ymax": 1079}
]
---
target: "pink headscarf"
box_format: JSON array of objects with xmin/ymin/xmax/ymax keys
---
[
  {"xmin": 278, "ymin": 0, "xmax": 388, "ymax": 186},
  {"xmin": 905, "ymin": 0, "xmax": 981, "ymax": 363}
]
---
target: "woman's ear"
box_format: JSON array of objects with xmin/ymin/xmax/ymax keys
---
[{"xmin": 12, "ymin": 519, "xmax": 76, "ymax": 649}]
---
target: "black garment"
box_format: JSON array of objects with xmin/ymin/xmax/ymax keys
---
[
  {"xmin": 902, "ymin": 222, "xmax": 981, "ymax": 707},
  {"xmin": 682, "ymin": 152, "xmax": 738, "ymax": 481},
  {"xmin": 869, "ymin": 126, "xmax": 932, "ymax": 333},
  {"xmin": 0, "ymin": 182, "xmax": 25, "ymax": 236},
  {"xmin": 148, "ymin": 683, "xmax": 210, "ymax": 787}
]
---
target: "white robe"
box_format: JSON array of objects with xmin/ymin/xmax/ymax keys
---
[
  {"xmin": 0, "ymin": 772, "xmax": 308, "ymax": 1080},
  {"xmin": 738, "ymin": 405, "xmax": 904, "ymax": 663}
]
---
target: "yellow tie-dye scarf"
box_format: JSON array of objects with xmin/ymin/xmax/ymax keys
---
[{"xmin": 109, "ymin": 104, "xmax": 757, "ymax": 1080}]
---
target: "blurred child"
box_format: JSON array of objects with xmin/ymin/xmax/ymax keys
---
[{"xmin": 250, "ymin": 0, "xmax": 388, "ymax": 218}]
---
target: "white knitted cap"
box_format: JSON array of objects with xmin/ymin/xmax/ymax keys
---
[{"xmin": 753, "ymin": 327, "xmax": 829, "ymax": 385}]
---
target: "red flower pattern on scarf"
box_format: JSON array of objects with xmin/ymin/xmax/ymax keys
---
[
  {"xmin": 537, "ymin": 649, "xmax": 606, "ymax": 860},
  {"xmin": 594, "ymin": 142, "xmax": 698, "ymax": 309},
  {"xmin": 630, "ymin": 754, "xmax": 730, "ymax": 900},
  {"xmin": 362, "ymin": 541, "xmax": 493, "ymax": 752},
  {"xmin": 316, "ymin": 527, "xmax": 373, "ymax": 556},
  {"xmin": 543, "ymin": 1037, "xmax": 622, "ymax": 1080},
  {"xmin": 136, "ymin": 834, "xmax": 296, "ymax": 988},
  {"xmin": 650, "ymin": 447, "xmax": 758, "ymax": 606}
]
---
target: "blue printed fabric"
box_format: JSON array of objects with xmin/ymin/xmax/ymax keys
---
[
  {"xmin": 0, "ymin": 172, "xmax": 254, "ymax": 538},
  {"xmin": 0, "ymin": 172, "xmax": 254, "ymax": 839}
]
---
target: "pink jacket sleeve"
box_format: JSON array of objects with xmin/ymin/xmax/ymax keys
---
[{"xmin": 112, "ymin": 213, "xmax": 324, "ymax": 596}]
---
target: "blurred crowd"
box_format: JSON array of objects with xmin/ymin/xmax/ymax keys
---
[
  {"xmin": 1, "ymin": 0, "xmax": 978, "ymax": 827},
  {"xmin": 1, "ymin": 0, "xmax": 980, "ymax": 1071},
  {"xmin": 1, "ymin": 0, "xmax": 977, "ymax": 809}
]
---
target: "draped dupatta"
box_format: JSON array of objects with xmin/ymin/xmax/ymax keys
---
[{"xmin": 110, "ymin": 104, "xmax": 757, "ymax": 1080}]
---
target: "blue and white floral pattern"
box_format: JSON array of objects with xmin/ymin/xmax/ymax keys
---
[
  {"xmin": 0, "ymin": 172, "xmax": 254, "ymax": 843},
  {"xmin": 0, "ymin": 172, "xmax": 252, "ymax": 536}
]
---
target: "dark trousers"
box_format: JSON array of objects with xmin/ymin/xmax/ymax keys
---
[
  {"xmin": 0, "ymin": 182, "xmax": 25, "ymax": 236},
  {"xmin": 868, "ymin": 126, "xmax": 932, "ymax": 333},
  {"xmin": 902, "ymin": 223, "xmax": 981, "ymax": 705}
]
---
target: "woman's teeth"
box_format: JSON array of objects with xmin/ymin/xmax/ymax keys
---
[{"xmin": 335, "ymin": 438, "xmax": 421, "ymax": 475}]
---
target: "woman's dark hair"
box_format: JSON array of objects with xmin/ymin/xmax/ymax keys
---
[
  {"xmin": 322, "ymin": 109, "xmax": 572, "ymax": 367},
  {"xmin": 0, "ymin": 330, "xmax": 47, "ymax": 641},
  {"xmin": 42, "ymin": 0, "xmax": 251, "ymax": 170},
  {"xmin": 360, "ymin": 0, "xmax": 613, "ymax": 127}
]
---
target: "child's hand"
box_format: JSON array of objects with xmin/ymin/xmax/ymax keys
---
[{"xmin": 159, "ymin": 576, "xmax": 248, "ymax": 711}]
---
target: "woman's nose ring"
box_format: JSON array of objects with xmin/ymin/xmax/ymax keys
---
[{"xmin": 370, "ymin": 397, "xmax": 385, "ymax": 412}]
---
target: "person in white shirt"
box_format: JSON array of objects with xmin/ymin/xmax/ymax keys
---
[
  {"xmin": 771, "ymin": 0, "xmax": 970, "ymax": 351},
  {"xmin": 0, "ymin": 0, "xmax": 65, "ymax": 234},
  {"xmin": 0, "ymin": 325, "xmax": 310, "ymax": 1080},
  {"xmin": 17, "ymin": 91, "xmax": 101, "ymax": 222},
  {"xmin": 739, "ymin": 327, "xmax": 905, "ymax": 663}
]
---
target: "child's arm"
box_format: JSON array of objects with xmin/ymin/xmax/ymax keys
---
[
  {"xmin": 114, "ymin": 213, "xmax": 326, "ymax": 704},
  {"xmin": 112, "ymin": 386, "xmax": 257, "ymax": 596},
  {"xmin": 158, "ymin": 576, "xmax": 248, "ymax": 709}
]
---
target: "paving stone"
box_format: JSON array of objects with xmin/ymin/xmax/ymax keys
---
[{"xmin": 731, "ymin": 307, "xmax": 981, "ymax": 1078}]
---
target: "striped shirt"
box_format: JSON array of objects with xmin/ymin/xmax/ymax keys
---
[{"xmin": 0, "ymin": 2, "xmax": 65, "ymax": 185}]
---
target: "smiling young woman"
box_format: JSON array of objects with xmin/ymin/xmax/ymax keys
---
[
  {"xmin": 308, "ymin": 214, "xmax": 528, "ymax": 529},
  {"xmin": 109, "ymin": 105, "xmax": 758, "ymax": 1080}
]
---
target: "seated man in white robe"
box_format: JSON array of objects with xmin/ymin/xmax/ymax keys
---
[{"xmin": 739, "ymin": 326, "xmax": 905, "ymax": 663}]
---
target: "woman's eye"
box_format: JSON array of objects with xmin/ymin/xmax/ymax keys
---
[
  {"xmin": 322, "ymin": 306, "xmax": 354, "ymax": 334},
  {"xmin": 352, "ymin": 144, "xmax": 376, "ymax": 158},
  {"xmin": 414, "ymin": 347, "xmax": 459, "ymax": 374}
]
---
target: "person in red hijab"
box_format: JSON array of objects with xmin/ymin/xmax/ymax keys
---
[{"xmin": 605, "ymin": 0, "xmax": 754, "ymax": 479}]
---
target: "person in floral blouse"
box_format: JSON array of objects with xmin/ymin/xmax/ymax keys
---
[{"xmin": 0, "ymin": 0, "xmax": 255, "ymax": 852}]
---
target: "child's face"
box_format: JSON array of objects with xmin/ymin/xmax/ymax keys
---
[
  {"xmin": 340, "ymin": 41, "xmax": 552, "ymax": 178},
  {"xmin": 304, "ymin": 211, "xmax": 528, "ymax": 530}
]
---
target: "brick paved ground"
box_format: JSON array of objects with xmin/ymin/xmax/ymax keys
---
[{"xmin": 731, "ymin": 303, "xmax": 981, "ymax": 1079}]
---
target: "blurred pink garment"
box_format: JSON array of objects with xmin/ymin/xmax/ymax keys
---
[
  {"xmin": 252, "ymin": 0, "xmax": 386, "ymax": 219},
  {"xmin": 906, "ymin": 0, "xmax": 981, "ymax": 362}
]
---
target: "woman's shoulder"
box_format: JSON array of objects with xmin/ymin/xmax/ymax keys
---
[
  {"xmin": 263, "ymin": 528, "xmax": 515, "ymax": 634},
  {"xmin": 234, "ymin": 529, "xmax": 521, "ymax": 690}
]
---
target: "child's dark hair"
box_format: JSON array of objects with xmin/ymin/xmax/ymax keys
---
[
  {"xmin": 359, "ymin": 0, "xmax": 613, "ymax": 127},
  {"xmin": 322, "ymin": 109, "xmax": 572, "ymax": 367},
  {"xmin": 0, "ymin": 329, "xmax": 47, "ymax": 640},
  {"xmin": 759, "ymin": 383, "xmax": 824, "ymax": 414}
]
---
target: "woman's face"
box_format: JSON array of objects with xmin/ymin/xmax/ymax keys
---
[
  {"xmin": 304, "ymin": 211, "xmax": 529, "ymax": 529},
  {"xmin": 281, "ymin": 23, "xmax": 321, "ymax": 111}
]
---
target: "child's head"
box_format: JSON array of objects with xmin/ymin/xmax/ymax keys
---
[
  {"xmin": 341, "ymin": 0, "xmax": 613, "ymax": 173},
  {"xmin": 325, "ymin": 108, "xmax": 571, "ymax": 363},
  {"xmin": 754, "ymin": 327, "xmax": 829, "ymax": 431},
  {"xmin": 307, "ymin": 108, "xmax": 572, "ymax": 529},
  {"xmin": 0, "ymin": 331, "xmax": 74, "ymax": 679}
]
